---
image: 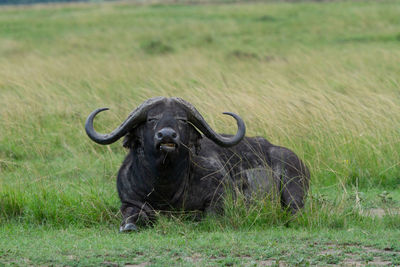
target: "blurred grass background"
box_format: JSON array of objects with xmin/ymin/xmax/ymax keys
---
[{"xmin": 0, "ymin": 0, "xmax": 399, "ymax": 227}]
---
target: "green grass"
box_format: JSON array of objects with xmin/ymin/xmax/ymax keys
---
[
  {"xmin": 0, "ymin": 0, "xmax": 400, "ymax": 265},
  {"xmin": 1, "ymin": 222, "xmax": 399, "ymax": 266}
]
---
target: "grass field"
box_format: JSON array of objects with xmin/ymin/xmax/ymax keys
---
[{"xmin": 0, "ymin": 0, "xmax": 400, "ymax": 265}]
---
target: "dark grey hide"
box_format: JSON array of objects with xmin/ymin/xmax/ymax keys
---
[{"xmin": 85, "ymin": 97, "xmax": 309, "ymax": 232}]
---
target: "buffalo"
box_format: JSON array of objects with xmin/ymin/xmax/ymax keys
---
[{"xmin": 85, "ymin": 97, "xmax": 309, "ymax": 232}]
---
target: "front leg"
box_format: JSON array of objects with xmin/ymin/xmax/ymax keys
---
[
  {"xmin": 202, "ymin": 182, "xmax": 226, "ymax": 218},
  {"xmin": 120, "ymin": 200, "xmax": 156, "ymax": 232}
]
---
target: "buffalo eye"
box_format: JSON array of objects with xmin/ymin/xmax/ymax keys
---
[
  {"xmin": 147, "ymin": 118, "xmax": 158, "ymax": 123},
  {"xmin": 178, "ymin": 119, "xmax": 187, "ymax": 124}
]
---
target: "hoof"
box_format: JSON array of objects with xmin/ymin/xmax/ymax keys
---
[{"xmin": 120, "ymin": 223, "xmax": 138, "ymax": 233}]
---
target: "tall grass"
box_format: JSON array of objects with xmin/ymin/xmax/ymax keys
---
[{"xmin": 1, "ymin": 0, "xmax": 399, "ymax": 227}]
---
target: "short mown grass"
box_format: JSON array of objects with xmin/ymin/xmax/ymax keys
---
[{"xmin": 0, "ymin": 0, "xmax": 399, "ymax": 265}]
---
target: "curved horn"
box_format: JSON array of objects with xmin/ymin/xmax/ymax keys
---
[
  {"xmin": 85, "ymin": 97, "xmax": 167, "ymax": 145},
  {"xmin": 173, "ymin": 98, "xmax": 246, "ymax": 147}
]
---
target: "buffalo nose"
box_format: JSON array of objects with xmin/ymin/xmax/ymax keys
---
[{"xmin": 155, "ymin": 128, "xmax": 178, "ymax": 141}]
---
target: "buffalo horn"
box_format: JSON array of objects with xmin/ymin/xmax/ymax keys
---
[
  {"xmin": 173, "ymin": 97, "xmax": 246, "ymax": 147},
  {"xmin": 85, "ymin": 97, "xmax": 166, "ymax": 145}
]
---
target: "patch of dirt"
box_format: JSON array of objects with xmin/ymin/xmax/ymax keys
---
[
  {"xmin": 125, "ymin": 262, "xmax": 149, "ymax": 267},
  {"xmin": 183, "ymin": 252, "xmax": 202, "ymax": 263},
  {"xmin": 102, "ymin": 262, "xmax": 118, "ymax": 267},
  {"xmin": 320, "ymin": 248, "xmax": 340, "ymax": 255},
  {"xmin": 130, "ymin": 243, "xmax": 398, "ymax": 266},
  {"xmin": 237, "ymin": 244, "xmax": 398, "ymax": 266},
  {"xmin": 318, "ymin": 244, "xmax": 399, "ymax": 266},
  {"xmin": 258, "ymin": 259, "xmax": 287, "ymax": 266},
  {"xmin": 342, "ymin": 256, "xmax": 392, "ymax": 266},
  {"xmin": 67, "ymin": 255, "xmax": 77, "ymax": 260},
  {"xmin": 362, "ymin": 208, "xmax": 400, "ymax": 217}
]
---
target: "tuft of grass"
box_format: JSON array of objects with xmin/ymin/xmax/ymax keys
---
[
  {"xmin": 216, "ymin": 187, "xmax": 290, "ymax": 230},
  {"xmin": 141, "ymin": 39, "xmax": 175, "ymax": 55},
  {"xmin": 0, "ymin": 182, "xmax": 120, "ymax": 227}
]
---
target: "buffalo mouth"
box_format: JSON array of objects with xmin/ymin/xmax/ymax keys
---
[{"xmin": 157, "ymin": 142, "xmax": 178, "ymax": 153}]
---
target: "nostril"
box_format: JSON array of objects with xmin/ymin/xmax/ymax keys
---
[{"xmin": 156, "ymin": 128, "xmax": 178, "ymax": 141}]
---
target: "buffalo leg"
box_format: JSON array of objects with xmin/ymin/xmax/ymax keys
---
[
  {"xmin": 269, "ymin": 147, "xmax": 310, "ymax": 213},
  {"xmin": 120, "ymin": 201, "xmax": 156, "ymax": 232}
]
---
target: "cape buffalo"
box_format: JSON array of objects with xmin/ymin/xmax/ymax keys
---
[{"xmin": 85, "ymin": 97, "xmax": 309, "ymax": 232}]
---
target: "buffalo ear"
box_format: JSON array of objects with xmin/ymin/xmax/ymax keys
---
[
  {"xmin": 189, "ymin": 125, "xmax": 202, "ymax": 155},
  {"xmin": 122, "ymin": 127, "xmax": 143, "ymax": 149},
  {"xmin": 122, "ymin": 133, "xmax": 134, "ymax": 148}
]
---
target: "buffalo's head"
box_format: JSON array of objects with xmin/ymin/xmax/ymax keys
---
[{"xmin": 85, "ymin": 97, "xmax": 245, "ymax": 161}]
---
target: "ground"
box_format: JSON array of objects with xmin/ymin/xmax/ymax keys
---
[{"xmin": 1, "ymin": 223, "xmax": 399, "ymax": 266}]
